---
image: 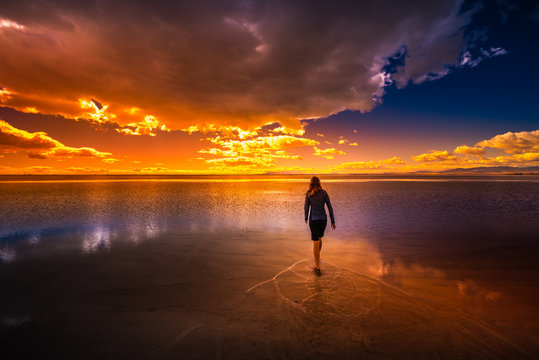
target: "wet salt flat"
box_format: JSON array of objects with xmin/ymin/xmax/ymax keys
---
[{"xmin": 0, "ymin": 175, "xmax": 538, "ymax": 359}]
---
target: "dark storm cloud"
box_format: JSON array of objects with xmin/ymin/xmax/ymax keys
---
[{"xmin": 0, "ymin": 0, "xmax": 479, "ymax": 128}]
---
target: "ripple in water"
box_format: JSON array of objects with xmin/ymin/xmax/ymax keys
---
[{"xmin": 182, "ymin": 260, "xmax": 531, "ymax": 359}]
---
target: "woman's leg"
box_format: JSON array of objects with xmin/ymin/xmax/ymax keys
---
[
  {"xmin": 319, "ymin": 238, "xmax": 322, "ymax": 252},
  {"xmin": 313, "ymin": 239, "xmax": 321, "ymax": 269}
]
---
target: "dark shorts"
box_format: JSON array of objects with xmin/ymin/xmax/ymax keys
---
[{"xmin": 309, "ymin": 219, "xmax": 327, "ymax": 241}]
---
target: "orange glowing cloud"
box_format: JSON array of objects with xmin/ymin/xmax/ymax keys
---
[
  {"xmin": 476, "ymin": 130, "xmax": 539, "ymax": 154},
  {"xmin": 412, "ymin": 150, "xmax": 457, "ymax": 162},
  {"xmin": 268, "ymin": 125, "xmax": 306, "ymax": 137},
  {"xmin": 79, "ymin": 99, "xmax": 169, "ymax": 137},
  {"xmin": 402, "ymin": 130, "xmax": 539, "ymax": 172},
  {"xmin": 313, "ymin": 147, "xmax": 346, "ymax": 160},
  {"xmin": 79, "ymin": 99, "xmax": 115, "ymax": 124},
  {"xmin": 117, "ymin": 115, "xmax": 169, "ymax": 137},
  {"xmin": 483, "ymin": 152, "xmax": 539, "ymax": 164},
  {"xmin": 454, "ymin": 145, "xmax": 485, "ymax": 155},
  {"xmin": 0, "ymin": 87, "xmax": 13, "ymax": 103},
  {"xmin": 380, "ymin": 156, "xmax": 406, "ymax": 165},
  {"xmin": 199, "ymin": 131, "xmax": 318, "ymax": 171},
  {"xmin": 0, "ymin": 119, "xmax": 116, "ymax": 161},
  {"xmin": 203, "ymin": 135, "xmax": 316, "ymax": 157}
]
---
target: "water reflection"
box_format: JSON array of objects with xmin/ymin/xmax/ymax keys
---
[
  {"xmin": 80, "ymin": 218, "xmax": 169, "ymax": 253},
  {"xmin": 82, "ymin": 225, "xmax": 113, "ymax": 253},
  {"xmin": 27, "ymin": 234, "xmax": 40, "ymax": 245},
  {"xmin": 378, "ymin": 259, "xmax": 507, "ymax": 312},
  {"xmin": 457, "ymin": 279, "xmax": 502, "ymax": 301},
  {"xmin": 240, "ymin": 256, "xmax": 526, "ymax": 358},
  {"xmin": 0, "ymin": 178, "xmax": 537, "ymax": 354},
  {"xmin": 0, "ymin": 245, "xmax": 16, "ymax": 263}
]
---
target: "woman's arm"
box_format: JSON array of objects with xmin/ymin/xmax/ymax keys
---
[
  {"xmin": 325, "ymin": 192, "xmax": 335, "ymax": 226},
  {"xmin": 304, "ymin": 194, "xmax": 310, "ymax": 223}
]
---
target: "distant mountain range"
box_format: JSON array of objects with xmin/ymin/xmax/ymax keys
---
[
  {"xmin": 262, "ymin": 166, "xmax": 539, "ymax": 176},
  {"xmin": 416, "ymin": 166, "xmax": 539, "ymax": 175}
]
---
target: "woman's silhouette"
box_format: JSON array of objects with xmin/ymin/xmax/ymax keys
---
[{"xmin": 304, "ymin": 176, "xmax": 335, "ymax": 275}]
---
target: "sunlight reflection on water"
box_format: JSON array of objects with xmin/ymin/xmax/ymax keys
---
[{"xmin": 0, "ymin": 178, "xmax": 537, "ymax": 260}]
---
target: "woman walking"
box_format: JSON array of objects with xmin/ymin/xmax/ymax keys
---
[{"xmin": 304, "ymin": 176, "xmax": 335, "ymax": 275}]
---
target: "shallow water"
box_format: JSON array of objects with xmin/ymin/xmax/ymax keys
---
[{"xmin": 0, "ymin": 176, "xmax": 538, "ymax": 358}]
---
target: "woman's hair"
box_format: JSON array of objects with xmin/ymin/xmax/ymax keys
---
[{"xmin": 307, "ymin": 176, "xmax": 322, "ymax": 196}]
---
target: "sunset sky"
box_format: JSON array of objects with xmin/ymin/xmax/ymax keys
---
[{"xmin": 0, "ymin": 0, "xmax": 538, "ymax": 174}]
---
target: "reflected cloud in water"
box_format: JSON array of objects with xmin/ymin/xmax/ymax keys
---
[
  {"xmin": 26, "ymin": 234, "xmax": 40, "ymax": 245},
  {"xmin": 0, "ymin": 246, "xmax": 16, "ymax": 263},
  {"xmin": 81, "ymin": 220, "xmax": 168, "ymax": 253},
  {"xmin": 82, "ymin": 225, "xmax": 113, "ymax": 253},
  {"xmin": 456, "ymin": 279, "xmax": 502, "ymax": 301},
  {"xmin": 377, "ymin": 259, "xmax": 506, "ymax": 314}
]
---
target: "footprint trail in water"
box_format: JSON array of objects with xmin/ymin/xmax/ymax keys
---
[
  {"xmin": 170, "ymin": 260, "xmax": 531, "ymax": 359},
  {"xmin": 238, "ymin": 260, "xmax": 530, "ymax": 359}
]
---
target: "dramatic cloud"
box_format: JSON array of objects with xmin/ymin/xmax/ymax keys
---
[
  {"xmin": 0, "ymin": 120, "xmax": 56, "ymax": 151},
  {"xmin": 0, "ymin": 0, "xmax": 482, "ymax": 129},
  {"xmin": 117, "ymin": 116, "xmax": 169, "ymax": 137},
  {"xmin": 408, "ymin": 131, "xmax": 539, "ymax": 170},
  {"xmin": 454, "ymin": 145, "xmax": 486, "ymax": 155},
  {"xmin": 412, "ymin": 150, "xmax": 457, "ymax": 162},
  {"xmin": 199, "ymin": 131, "xmax": 318, "ymax": 170},
  {"xmin": 0, "ymin": 119, "xmax": 115, "ymax": 161},
  {"xmin": 476, "ymin": 130, "xmax": 539, "ymax": 154},
  {"xmin": 79, "ymin": 99, "xmax": 169, "ymax": 136}
]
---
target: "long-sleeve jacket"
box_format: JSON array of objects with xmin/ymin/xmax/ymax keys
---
[{"xmin": 304, "ymin": 189, "xmax": 335, "ymax": 223}]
